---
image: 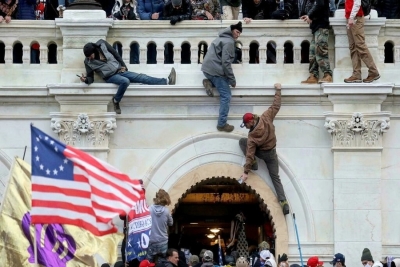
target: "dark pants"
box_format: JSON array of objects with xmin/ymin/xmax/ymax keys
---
[{"xmin": 239, "ymin": 138, "xmax": 286, "ymax": 201}]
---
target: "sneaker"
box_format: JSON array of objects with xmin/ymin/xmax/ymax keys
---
[
  {"xmin": 319, "ymin": 73, "xmax": 333, "ymax": 83},
  {"xmin": 301, "ymin": 74, "xmax": 318, "ymax": 84},
  {"xmin": 344, "ymin": 76, "xmax": 362, "ymax": 83},
  {"xmin": 112, "ymin": 97, "xmax": 121, "ymax": 114},
  {"xmin": 363, "ymin": 74, "xmax": 380, "ymax": 83},
  {"xmin": 251, "ymin": 159, "xmax": 258, "ymax": 171},
  {"xmin": 57, "ymin": 5, "xmax": 65, "ymax": 18},
  {"xmin": 168, "ymin": 67, "xmax": 176, "ymax": 85},
  {"xmin": 280, "ymin": 200, "xmax": 290, "ymax": 215},
  {"xmin": 202, "ymin": 79, "xmax": 215, "ymax": 97},
  {"xmin": 217, "ymin": 123, "xmax": 234, "ymax": 132}
]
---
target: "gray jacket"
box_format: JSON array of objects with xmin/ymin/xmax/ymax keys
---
[
  {"xmin": 84, "ymin": 39, "xmax": 127, "ymax": 84},
  {"xmin": 149, "ymin": 204, "xmax": 173, "ymax": 244},
  {"xmin": 201, "ymin": 27, "xmax": 236, "ymax": 86}
]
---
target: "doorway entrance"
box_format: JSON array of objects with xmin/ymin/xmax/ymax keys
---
[{"xmin": 169, "ymin": 177, "xmax": 275, "ymax": 263}]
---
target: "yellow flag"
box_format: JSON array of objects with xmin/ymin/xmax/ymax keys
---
[{"xmin": 0, "ymin": 158, "xmax": 123, "ymax": 267}]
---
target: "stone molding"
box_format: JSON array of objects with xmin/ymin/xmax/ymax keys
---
[
  {"xmin": 324, "ymin": 112, "xmax": 390, "ymax": 150},
  {"xmin": 50, "ymin": 112, "xmax": 116, "ymax": 150}
]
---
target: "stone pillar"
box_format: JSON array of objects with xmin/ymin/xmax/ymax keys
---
[
  {"xmin": 323, "ymin": 84, "xmax": 392, "ymax": 267},
  {"xmin": 330, "ymin": 10, "xmax": 385, "ymax": 82},
  {"xmin": 55, "ymin": 10, "xmax": 113, "ymax": 83}
]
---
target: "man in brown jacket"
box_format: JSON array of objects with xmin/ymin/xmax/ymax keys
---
[{"xmin": 238, "ymin": 83, "xmax": 289, "ymax": 215}]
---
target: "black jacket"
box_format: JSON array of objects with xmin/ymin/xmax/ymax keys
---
[
  {"xmin": 113, "ymin": 3, "xmax": 138, "ymax": 20},
  {"xmin": 242, "ymin": 0, "xmax": 296, "ymax": 19},
  {"xmin": 307, "ymin": 0, "xmax": 330, "ymax": 34},
  {"xmin": 163, "ymin": 0, "xmax": 192, "ymax": 20}
]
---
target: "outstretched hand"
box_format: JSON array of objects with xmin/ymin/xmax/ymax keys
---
[{"xmin": 274, "ymin": 83, "xmax": 282, "ymax": 90}]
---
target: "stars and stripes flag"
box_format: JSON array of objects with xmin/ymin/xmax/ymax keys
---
[
  {"xmin": 30, "ymin": 125, "xmax": 143, "ymax": 236},
  {"xmin": 218, "ymin": 235, "xmax": 223, "ymax": 266}
]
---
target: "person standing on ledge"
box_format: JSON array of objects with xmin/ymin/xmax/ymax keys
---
[
  {"xmin": 238, "ymin": 83, "xmax": 289, "ymax": 215},
  {"xmin": 201, "ymin": 21, "xmax": 242, "ymax": 133},
  {"xmin": 80, "ymin": 39, "xmax": 176, "ymax": 114}
]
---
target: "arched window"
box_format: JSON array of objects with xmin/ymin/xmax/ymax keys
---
[
  {"xmin": 267, "ymin": 41, "xmax": 276, "ymax": 64},
  {"xmin": 147, "ymin": 42, "xmax": 157, "ymax": 64},
  {"xmin": 0, "ymin": 42, "xmax": 5, "ymax": 64},
  {"xmin": 301, "ymin": 41, "xmax": 310, "ymax": 64},
  {"xmin": 198, "ymin": 42, "xmax": 208, "ymax": 64},
  {"xmin": 284, "ymin": 42, "xmax": 293, "ymax": 64},
  {"xmin": 181, "ymin": 42, "xmax": 191, "ymax": 64},
  {"xmin": 249, "ymin": 42, "xmax": 259, "ymax": 64},
  {"xmin": 164, "ymin": 42, "xmax": 174, "ymax": 64},
  {"xmin": 48, "ymin": 43, "xmax": 58, "ymax": 64},
  {"xmin": 384, "ymin": 41, "xmax": 394, "ymax": 63},
  {"xmin": 130, "ymin": 42, "xmax": 139, "ymax": 64},
  {"xmin": 113, "ymin": 42, "xmax": 123, "ymax": 57},
  {"xmin": 13, "ymin": 43, "xmax": 23, "ymax": 64},
  {"xmin": 31, "ymin": 42, "xmax": 40, "ymax": 64}
]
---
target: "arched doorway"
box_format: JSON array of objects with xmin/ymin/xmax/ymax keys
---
[{"xmin": 170, "ymin": 176, "xmax": 276, "ymax": 263}]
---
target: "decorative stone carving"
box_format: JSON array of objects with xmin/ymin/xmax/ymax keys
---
[
  {"xmin": 324, "ymin": 112, "xmax": 390, "ymax": 149},
  {"xmin": 50, "ymin": 113, "xmax": 116, "ymax": 148}
]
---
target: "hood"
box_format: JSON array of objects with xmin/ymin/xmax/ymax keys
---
[
  {"xmin": 152, "ymin": 204, "xmax": 166, "ymax": 216},
  {"xmin": 218, "ymin": 27, "xmax": 234, "ymax": 39}
]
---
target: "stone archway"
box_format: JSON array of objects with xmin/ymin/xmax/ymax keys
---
[{"xmin": 166, "ymin": 163, "xmax": 288, "ymax": 256}]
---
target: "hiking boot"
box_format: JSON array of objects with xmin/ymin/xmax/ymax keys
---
[
  {"xmin": 319, "ymin": 73, "xmax": 333, "ymax": 83},
  {"xmin": 202, "ymin": 79, "xmax": 215, "ymax": 97},
  {"xmin": 112, "ymin": 97, "xmax": 121, "ymax": 114},
  {"xmin": 168, "ymin": 67, "xmax": 176, "ymax": 85},
  {"xmin": 363, "ymin": 74, "xmax": 380, "ymax": 83},
  {"xmin": 344, "ymin": 76, "xmax": 362, "ymax": 83},
  {"xmin": 280, "ymin": 200, "xmax": 290, "ymax": 215},
  {"xmin": 301, "ymin": 74, "xmax": 318, "ymax": 84},
  {"xmin": 251, "ymin": 159, "xmax": 258, "ymax": 171},
  {"xmin": 217, "ymin": 123, "xmax": 234, "ymax": 132}
]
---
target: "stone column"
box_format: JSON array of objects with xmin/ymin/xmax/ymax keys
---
[
  {"xmin": 323, "ymin": 84, "xmax": 392, "ymax": 267},
  {"xmin": 55, "ymin": 10, "xmax": 113, "ymax": 83}
]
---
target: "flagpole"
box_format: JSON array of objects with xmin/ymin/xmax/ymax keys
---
[
  {"xmin": 33, "ymin": 223, "xmax": 38, "ymax": 266},
  {"xmin": 125, "ymin": 214, "xmax": 128, "ymax": 264}
]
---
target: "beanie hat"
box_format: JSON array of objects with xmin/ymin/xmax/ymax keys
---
[
  {"xmin": 83, "ymin": 43, "xmax": 96, "ymax": 57},
  {"xmin": 330, "ymin": 253, "xmax": 345, "ymax": 265},
  {"xmin": 240, "ymin": 113, "xmax": 253, "ymax": 128},
  {"xmin": 361, "ymin": 248, "xmax": 373, "ymax": 262},
  {"xmin": 171, "ymin": 0, "xmax": 182, "ymax": 7},
  {"xmin": 190, "ymin": 255, "xmax": 200, "ymax": 265},
  {"xmin": 236, "ymin": 257, "xmax": 249, "ymax": 267},
  {"xmin": 230, "ymin": 21, "xmax": 243, "ymax": 33},
  {"xmin": 203, "ymin": 250, "xmax": 213, "ymax": 262},
  {"xmin": 308, "ymin": 257, "xmax": 319, "ymax": 267}
]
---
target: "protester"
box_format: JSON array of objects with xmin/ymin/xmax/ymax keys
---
[
  {"xmin": 220, "ymin": 0, "xmax": 241, "ymax": 20},
  {"xmin": 191, "ymin": 0, "xmax": 221, "ymax": 20},
  {"xmin": 147, "ymin": 189, "xmax": 174, "ymax": 262},
  {"xmin": 157, "ymin": 248, "xmax": 180, "ymax": 267},
  {"xmin": 16, "ymin": 0, "xmax": 36, "ymax": 19},
  {"xmin": 361, "ymin": 248, "xmax": 374, "ymax": 267},
  {"xmin": 201, "ymin": 250, "xmax": 214, "ymax": 267},
  {"xmin": 80, "ymin": 39, "xmax": 176, "ymax": 114},
  {"xmin": 0, "ymin": 0, "xmax": 18, "ymax": 23},
  {"xmin": 113, "ymin": 0, "xmax": 139, "ymax": 20},
  {"xmin": 163, "ymin": 0, "xmax": 192, "ymax": 25},
  {"xmin": 308, "ymin": 257, "xmax": 323, "ymax": 267},
  {"xmin": 238, "ymin": 83, "xmax": 289, "ymax": 215},
  {"xmin": 300, "ymin": 0, "xmax": 333, "ymax": 84},
  {"xmin": 201, "ymin": 21, "xmax": 242, "ymax": 132},
  {"xmin": 330, "ymin": 253, "xmax": 345, "ymax": 267},
  {"xmin": 343, "ymin": 0, "xmax": 380, "ymax": 83},
  {"xmin": 189, "ymin": 255, "xmax": 200, "ymax": 267}
]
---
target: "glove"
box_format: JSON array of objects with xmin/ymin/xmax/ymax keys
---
[
  {"xmin": 170, "ymin": 16, "xmax": 179, "ymax": 25},
  {"xmin": 177, "ymin": 15, "xmax": 182, "ymax": 22},
  {"xmin": 278, "ymin": 253, "xmax": 288, "ymax": 263}
]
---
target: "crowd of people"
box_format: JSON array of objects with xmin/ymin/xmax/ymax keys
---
[{"xmin": 0, "ymin": 0, "xmax": 399, "ymax": 22}]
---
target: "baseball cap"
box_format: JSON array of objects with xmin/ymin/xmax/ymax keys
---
[
  {"xmin": 203, "ymin": 250, "xmax": 213, "ymax": 262},
  {"xmin": 139, "ymin": 260, "xmax": 155, "ymax": 267},
  {"xmin": 307, "ymin": 257, "xmax": 319, "ymax": 267},
  {"xmin": 260, "ymin": 250, "xmax": 271, "ymax": 260},
  {"xmin": 330, "ymin": 253, "xmax": 345, "ymax": 265},
  {"xmin": 240, "ymin": 113, "xmax": 253, "ymax": 128}
]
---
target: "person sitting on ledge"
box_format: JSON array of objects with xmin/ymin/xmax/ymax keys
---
[{"xmin": 80, "ymin": 39, "xmax": 176, "ymax": 114}]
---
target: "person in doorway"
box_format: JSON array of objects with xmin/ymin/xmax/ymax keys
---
[
  {"xmin": 238, "ymin": 83, "xmax": 289, "ymax": 215},
  {"xmin": 80, "ymin": 39, "xmax": 176, "ymax": 114},
  {"xmin": 254, "ymin": 250, "xmax": 276, "ymax": 267},
  {"xmin": 200, "ymin": 251, "xmax": 214, "ymax": 267},
  {"xmin": 300, "ymin": 0, "xmax": 333, "ymax": 84},
  {"xmin": 189, "ymin": 255, "xmax": 200, "ymax": 267},
  {"xmin": 201, "ymin": 21, "xmax": 242, "ymax": 132},
  {"xmin": 147, "ymin": 189, "xmax": 174, "ymax": 263},
  {"xmin": 343, "ymin": 0, "xmax": 380, "ymax": 83}
]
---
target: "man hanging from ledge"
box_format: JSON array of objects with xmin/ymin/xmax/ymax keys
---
[
  {"xmin": 80, "ymin": 39, "xmax": 176, "ymax": 114},
  {"xmin": 238, "ymin": 83, "xmax": 289, "ymax": 215}
]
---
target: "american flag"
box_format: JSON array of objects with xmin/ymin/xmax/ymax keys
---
[
  {"xmin": 218, "ymin": 235, "xmax": 223, "ymax": 266},
  {"xmin": 30, "ymin": 125, "xmax": 143, "ymax": 236}
]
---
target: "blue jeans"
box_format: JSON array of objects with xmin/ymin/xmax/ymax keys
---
[
  {"xmin": 147, "ymin": 242, "xmax": 168, "ymax": 262},
  {"xmin": 203, "ymin": 72, "xmax": 232, "ymax": 127},
  {"xmin": 105, "ymin": 71, "xmax": 167, "ymax": 102},
  {"xmin": 329, "ymin": 0, "xmax": 336, "ymax": 11}
]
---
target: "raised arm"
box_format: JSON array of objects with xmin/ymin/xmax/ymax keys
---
[{"xmin": 261, "ymin": 83, "xmax": 281, "ymax": 120}]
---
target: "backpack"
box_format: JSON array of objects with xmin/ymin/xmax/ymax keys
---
[{"xmin": 361, "ymin": 0, "xmax": 372, "ymax": 16}]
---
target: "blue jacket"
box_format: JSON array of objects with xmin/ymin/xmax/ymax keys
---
[
  {"xmin": 137, "ymin": 0, "xmax": 164, "ymax": 19},
  {"xmin": 16, "ymin": 0, "xmax": 36, "ymax": 19}
]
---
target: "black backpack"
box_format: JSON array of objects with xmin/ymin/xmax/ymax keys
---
[{"xmin": 361, "ymin": 0, "xmax": 372, "ymax": 16}]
